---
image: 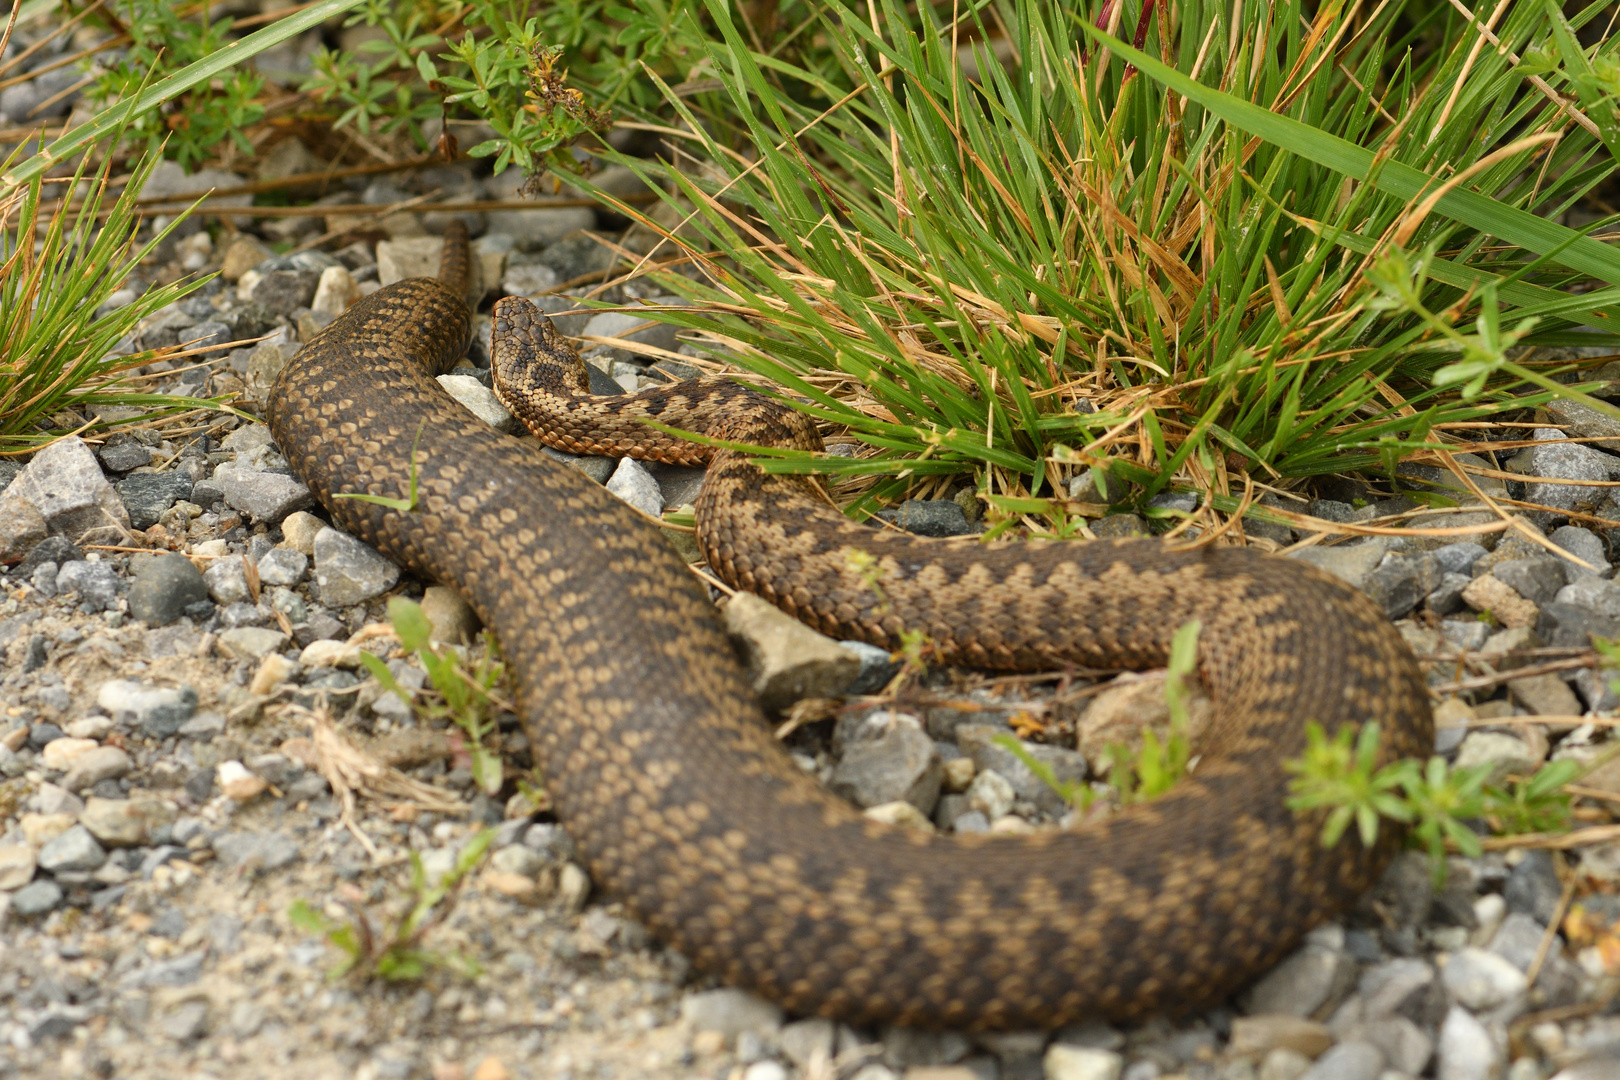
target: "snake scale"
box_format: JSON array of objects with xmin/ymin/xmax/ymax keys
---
[{"xmin": 268, "ymin": 223, "xmax": 1432, "ymax": 1029}]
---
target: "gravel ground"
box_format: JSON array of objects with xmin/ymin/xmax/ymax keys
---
[{"xmin": 6, "ymin": 25, "xmax": 1620, "ymax": 1079}]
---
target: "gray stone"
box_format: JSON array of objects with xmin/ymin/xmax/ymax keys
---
[
  {"xmin": 1455, "ymin": 732, "xmax": 1545, "ymax": 778},
  {"xmin": 119, "ymin": 951, "xmax": 205, "ymax": 988},
  {"xmin": 1507, "ymin": 429, "xmax": 1620, "ymax": 526},
  {"xmin": 1244, "ymin": 938, "xmax": 1354, "ymax": 1019},
  {"xmin": 98, "ymin": 435, "xmax": 154, "ymax": 474},
  {"xmin": 10, "ymin": 878, "xmax": 63, "ymax": 916},
  {"xmin": 680, "ymin": 988, "xmax": 783, "ymax": 1039},
  {"xmin": 503, "ymin": 261, "xmax": 560, "ymax": 295},
  {"xmin": 37, "ymin": 824, "xmax": 106, "ymax": 873},
  {"xmin": 1299, "ymin": 1041, "xmax": 1383, "ymax": 1080},
  {"xmin": 1556, "ymin": 575, "xmax": 1620, "ymax": 618},
  {"xmin": 1546, "ymin": 397, "xmax": 1620, "ymax": 445},
  {"xmin": 829, "ymin": 718, "xmax": 941, "ymax": 813},
  {"xmin": 954, "ymin": 725, "xmax": 1088, "ymax": 814},
  {"xmin": 161, "ymin": 1000, "xmax": 210, "ymax": 1042},
  {"xmin": 646, "ymin": 462, "xmax": 706, "ymax": 509},
  {"xmin": 255, "ymin": 547, "xmax": 308, "ymax": 587},
  {"xmin": 61, "ymin": 746, "xmax": 133, "ymax": 792},
  {"xmin": 779, "ymin": 1019, "xmax": 837, "ymax": 1069},
  {"xmin": 1549, "ymin": 525, "xmax": 1611, "ymax": 578},
  {"xmin": 1362, "ymin": 552, "xmax": 1443, "ymax": 619},
  {"xmin": 1351, "ymin": 1017, "xmax": 1433, "ymax": 1076},
  {"xmin": 1433, "ymin": 542, "xmax": 1488, "ymax": 574},
  {"xmin": 313, "ymin": 527, "xmax": 400, "ymax": 606},
  {"xmin": 840, "ymin": 640, "xmax": 900, "ymax": 695},
  {"xmin": 438, "ymin": 373, "xmax": 519, "ymax": 434},
  {"xmin": 96, "ymin": 680, "xmax": 197, "ymax": 737},
  {"xmin": 1505, "ymin": 851, "xmax": 1562, "ymax": 923},
  {"xmin": 539, "ymin": 445, "xmax": 617, "ymax": 484},
  {"xmin": 55, "ymin": 560, "xmax": 120, "ymax": 612},
  {"xmin": 965, "ymin": 769, "xmax": 1016, "ymax": 820},
  {"xmin": 250, "ymin": 269, "xmax": 321, "ymax": 314},
  {"xmin": 212, "ymin": 830, "xmax": 300, "ymax": 871},
  {"xmin": 581, "ymin": 305, "xmax": 683, "ymax": 359},
  {"xmin": 1536, "ymin": 601, "xmax": 1620, "ymax": 649},
  {"xmin": 1507, "ymin": 671, "xmax": 1583, "ymax": 718},
  {"xmin": 1290, "ymin": 540, "xmax": 1389, "ymax": 589},
  {"xmin": 1489, "ymin": 912, "xmax": 1581, "ymax": 1009},
  {"xmin": 872, "ymin": 499, "xmax": 976, "ymax": 537},
  {"xmin": 116, "ymin": 471, "xmax": 194, "ymax": 530},
  {"xmin": 0, "ymin": 495, "xmax": 48, "ymax": 564},
  {"xmin": 1436, "ymin": 1006, "xmax": 1501, "ymax": 1080},
  {"xmin": 127, "ymin": 553, "xmax": 209, "ymax": 626},
  {"xmin": 1428, "ymin": 573, "xmax": 1472, "ymax": 615},
  {"xmin": 1493, "ymin": 559, "xmax": 1566, "ymax": 605},
  {"xmin": 1441, "ymin": 947, "xmax": 1527, "ymax": 1011},
  {"xmin": 5, "ymin": 436, "xmax": 130, "ymax": 544},
  {"xmin": 1359, "ymin": 958, "xmax": 1444, "ymax": 1026},
  {"xmin": 722, "ymin": 592, "xmax": 861, "ymax": 712},
  {"xmin": 24, "ymin": 1005, "xmax": 88, "ymax": 1042},
  {"xmin": 606, "ymin": 457, "xmax": 663, "ymax": 517},
  {"xmin": 220, "ymin": 470, "xmax": 314, "ymax": 523},
  {"xmin": 203, "ymin": 556, "xmax": 252, "ymax": 605},
  {"xmin": 79, "ymin": 795, "xmax": 153, "ymax": 847},
  {"xmin": 486, "ymin": 207, "xmax": 596, "ymax": 252},
  {"xmin": 216, "ymin": 627, "xmax": 290, "ymax": 662}
]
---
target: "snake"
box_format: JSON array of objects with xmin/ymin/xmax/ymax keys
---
[{"xmin": 268, "ymin": 222, "xmax": 1432, "ymax": 1029}]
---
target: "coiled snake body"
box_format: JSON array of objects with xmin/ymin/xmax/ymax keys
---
[{"xmin": 269, "ymin": 225, "xmax": 1431, "ymax": 1029}]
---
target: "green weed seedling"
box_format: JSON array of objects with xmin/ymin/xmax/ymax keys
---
[
  {"xmin": 336, "ymin": 423, "xmax": 426, "ymax": 512},
  {"xmin": 289, "ymin": 827, "xmax": 497, "ymax": 982},
  {"xmin": 1287, "ymin": 721, "xmax": 1583, "ymax": 884},
  {"xmin": 360, "ymin": 596, "xmax": 505, "ymax": 795},
  {"xmin": 998, "ymin": 620, "xmax": 1201, "ymax": 813}
]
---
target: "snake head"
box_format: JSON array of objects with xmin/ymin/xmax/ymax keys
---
[{"xmin": 490, "ymin": 295, "xmax": 591, "ymax": 398}]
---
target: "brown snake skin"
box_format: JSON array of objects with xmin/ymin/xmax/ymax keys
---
[{"xmin": 269, "ymin": 223, "xmax": 1433, "ymax": 1029}]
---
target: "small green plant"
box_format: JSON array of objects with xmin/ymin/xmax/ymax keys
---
[
  {"xmin": 289, "ymin": 826, "xmax": 497, "ymax": 981},
  {"xmin": 1287, "ymin": 721, "xmax": 1583, "ymax": 882},
  {"xmin": 360, "ymin": 596, "xmax": 505, "ymax": 795},
  {"xmin": 337, "ymin": 423, "xmax": 426, "ymax": 512},
  {"xmin": 1000, "ymin": 620, "xmax": 1201, "ymax": 812}
]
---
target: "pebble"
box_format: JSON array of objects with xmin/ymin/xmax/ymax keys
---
[
  {"xmin": 1507, "ymin": 429, "xmax": 1620, "ymax": 526},
  {"xmin": 439, "ymin": 374, "xmax": 520, "ymax": 434},
  {"xmin": 557, "ymin": 861, "xmax": 591, "ymax": 912},
  {"xmin": 1230, "ymin": 1015, "xmax": 1336, "ymax": 1057},
  {"xmin": 1298, "ymin": 1040, "xmax": 1383, "ymax": 1080},
  {"xmin": 1556, "ymin": 575, "xmax": 1620, "ymax": 617},
  {"xmin": 115, "ymin": 472, "xmax": 194, "ymax": 530},
  {"xmin": 1360, "ymin": 553, "xmax": 1443, "ymax": 620},
  {"xmin": 1044, "ymin": 1045, "xmax": 1123, "ymax": 1080},
  {"xmin": 212, "ymin": 830, "xmax": 299, "ymax": 871},
  {"xmin": 1290, "ymin": 540, "xmax": 1390, "ymax": 589},
  {"xmin": 1243, "ymin": 936, "xmax": 1353, "ymax": 1019},
  {"xmin": 862, "ymin": 800, "xmax": 934, "ymax": 831},
  {"xmin": 1454, "ymin": 732, "xmax": 1545, "ymax": 779},
  {"xmin": 420, "ymin": 585, "xmax": 479, "ymax": 645},
  {"xmin": 1493, "ymin": 558, "xmax": 1566, "ymax": 606},
  {"xmin": 61, "ymin": 746, "xmax": 133, "ymax": 792},
  {"xmin": 10, "ymin": 878, "xmax": 64, "ymax": 917},
  {"xmin": 1504, "ymin": 851, "xmax": 1562, "ymax": 923},
  {"xmin": 254, "ymin": 547, "xmax": 307, "ymax": 587},
  {"xmin": 202, "ymin": 555, "xmax": 254, "ymax": 605},
  {"xmin": 311, "ymin": 265, "xmax": 362, "ymax": 315},
  {"xmin": 485, "ymin": 207, "xmax": 596, "ymax": 252},
  {"xmin": 216, "ymin": 627, "xmax": 290, "ymax": 663},
  {"xmin": 605, "ymin": 457, "xmax": 664, "ymax": 517},
  {"xmin": 830, "ymin": 719, "xmax": 941, "ymax": 812},
  {"xmin": 40, "ymin": 736, "xmax": 97, "ymax": 771},
  {"xmin": 955, "ymin": 725, "xmax": 1088, "ymax": 813},
  {"xmin": 54, "ymin": 560, "xmax": 121, "ymax": 612},
  {"xmin": 872, "ymin": 499, "xmax": 976, "ymax": 537},
  {"xmin": 779, "ymin": 1018, "xmax": 836, "ymax": 1068},
  {"xmin": 313, "ymin": 527, "xmax": 400, "ymax": 606},
  {"xmin": 1440, "ymin": 947, "xmax": 1527, "ymax": 1011},
  {"xmin": 5, "ymin": 436, "xmax": 130, "ymax": 544},
  {"xmin": 218, "ymin": 760, "xmax": 270, "ymax": 802},
  {"xmin": 79, "ymin": 796, "xmax": 155, "ymax": 847},
  {"xmin": 0, "ymin": 495, "xmax": 47, "ymax": 563},
  {"xmin": 37, "ymin": 824, "xmax": 107, "ymax": 873},
  {"xmin": 250, "ymin": 268, "xmax": 321, "ymax": 314},
  {"xmin": 1436, "ymin": 1006, "xmax": 1501, "ymax": 1080},
  {"xmin": 130, "ymin": 549, "xmax": 208, "ymax": 622},
  {"xmin": 1460, "ymin": 575, "xmax": 1540, "ymax": 628},
  {"xmin": 97, "ymin": 680, "xmax": 198, "ymax": 737},
  {"xmin": 0, "ymin": 845, "xmax": 37, "ymax": 889},
  {"xmin": 272, "ymin": 515, "xmax": 323, "ymax": 560},
  {"xmin": 1506, "ymin": 672, "xmax": 1583, "ymax": 718},
  {"xmin": 722, "ymin": 592, "xmax": 861, "ymax": 712},
  {"xmin": 965, "ymin": 768, "xmax": 1017, "ymax": 821},
  {"xmin": 220, "ymin": 470, "xmax": 315, "ymax": 523},
  {"xmin": 680, "ymin": 988, "xmax": 783, "ymax": 1040}
]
